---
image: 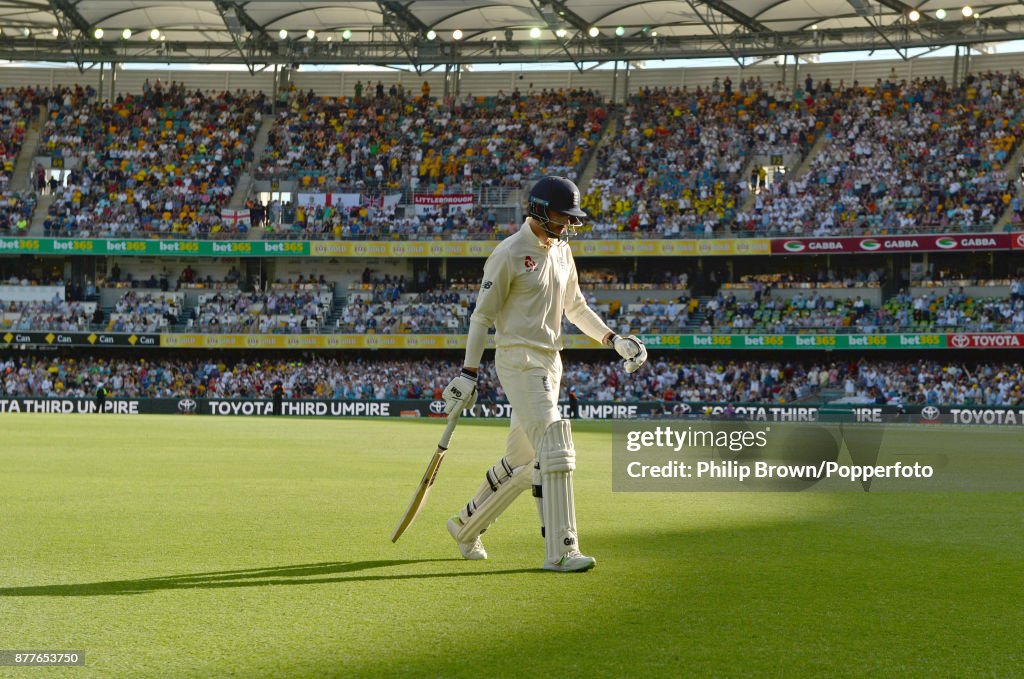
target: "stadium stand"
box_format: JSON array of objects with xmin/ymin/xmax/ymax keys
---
[
  {"xmin": 8, "ymin": 259, "xmax": 1019, "ymax": 336},
  {"xmin": 2, "ymin": 300, "xmax": 98, "ymax": 331},
  {"xmin": 39, "ymin": 81, "xmax": 265, "ymax": 239},
  {"xmin": 252, "ymin": 87, "xmax": 603, "ymax": 239},
  {"xmin": 1, "ymin": 87, "xmax": 39, "ymax": 187},
  {"xmin": 582, "ymin": 78, "xmax": 826, "ymax": 237},
  {"xmin": 0, "ymin": 191, "xmax": 36, "ymax": 235},
  {"xmin": 106, "ymin": 291, "xmax": 182, "ymax": 332},
  {"xmin": 190, "ymin": 284, "xmax": 333, "ymax": 334},
  {"xmin": 4, "ymin": 73, "xmax": 1020, "ymax": 241},
  {"xmin": 576, "ymin": 73, "xmax": 1022, "ymax": 238},
  {"xmin": 734, "ymin": 73, "xmax": 1023, "ymax": 236},
  {"xmin": 337, "ymin": 286, "xmax": 467, "ymax": 334},
  {"xmin": 257, "ymin": 87, "xmax": 604, "ymax": 190}
]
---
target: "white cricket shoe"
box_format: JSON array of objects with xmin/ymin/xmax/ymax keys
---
[
  {"xmin": 542, "ymin": 551, "xmax": 596, "ymax": 572},
  {"xmin": 447, "ymin": 516, "xmax": 487, "ymax": 560}
]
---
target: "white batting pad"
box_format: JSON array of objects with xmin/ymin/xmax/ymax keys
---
[
  {"xmin": 539, "ymin": 420, "xmax": 580, "ymax": 562},
  {"xmin": 453, "ymin": 427, "xmax": 535, "ymax": 541},
  {"xmin": 454, "ymin": 464, "xmax": 532, "ymax": 542}
]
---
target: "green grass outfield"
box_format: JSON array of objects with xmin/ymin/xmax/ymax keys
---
[{"xmin": 1, "ymin": 415, "xmax": 1021, "ymax": 678}]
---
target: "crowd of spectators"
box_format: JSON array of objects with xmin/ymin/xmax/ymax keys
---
[
  {"xmin": 253, "ymin": 200, "xmax": 507, "ymax": 241},
  {"xmin": 577, "ymin": 72, "xmax": 1023, "ymax": 238},
  {"xmin": 40, "ymin": 80, "xmax": 264, "ymax": 239},
  {"xmin": 1, "ymin": 86, "xmax": 45, "ymax": 186},
  {"xmin": 683, "ymin": 282, "xmax": 1024, "ymax": 334},
  {"xmin": 913, "ymin": 269, "xmax": 1021, "ymax": 287},
  {"xmin": 337, "ymin": 285, "xmax": 468, "ymax": 334},
  {"xmin": 583, "ymin": 77, "xmax": 826, "ymax": 237},
  {"xmin": 0, "ymin": 269, "xmax": 339, "ymax": 334},
  {"xmin": 1, "ymin": 299, "xmax": 98, "ymax": 331},
  {"xmin": 2, "ymin": 355, "xmax": 1022, "ymax": 407},
  {"xmin": 103, "ymin": 262, "xmax": 244, "ymax": 292},
  {"xmin": 1005, "ymin": 192, "xmax": 1024, "ymax": 227},
  {"xmin": 0, "ymin": 191, "xmax": 36, "ymax": 234},
  {"xmin": 692, "ymin": 291, "xmax": 870, "ymax": 333},
  {"xmin": 107, "ymin": 291, "xmax": 181, "ymax": 332},
  {"xmin": 575, "ymin": 268, "xmax": 689, "ymax": 290},
  {"xmin": 834, "ymin": 359, "xmax": 1024, "ymax": 406},
  {"xmin": 190, "ymin": 285, "xmax": 333, "ymax": 334},
  {"xmin": 2, "ymin": 86, "xmax": 89, "ymax": 230},
  {"xmin": 881, "ymin": 287, "xmax": 1024, "ymax": 332},
  {"xmin": 257, "ymin": 87, "xmax": 604, "ymax": 191},
  {"xmin": 734, "ymin": 72, "xmax": 1023, "ymax": 236},
  {"xmin": 5, "ymin": 262, "xmax": 1021, "ymax": 335},
  {"xmin": 609, "ymin": 297, "xmax": 695, "ymax": 335},
  {"xmin": 629, "ymin": 357, "xmax": 1024, "ymax": 406},
  {"xmin": 442, "ymin": 268, "xmax": 689, "ymax": 292},
  {"xmin": 5, "ymin": 74, "xmax": 1023, "ymax": 240},
  {"xmin": 340, "ymin": 282, "xmax": 694, "ymax": 336}
]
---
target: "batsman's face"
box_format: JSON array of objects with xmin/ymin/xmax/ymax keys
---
[{"xmin": 547, "ymin": 210, "xmax": 573, "ymax": 235}]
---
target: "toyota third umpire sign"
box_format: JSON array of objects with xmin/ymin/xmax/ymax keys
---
[{"xmin": 2, "ymin": 398, "xmax": 1024, "ymax": 424}]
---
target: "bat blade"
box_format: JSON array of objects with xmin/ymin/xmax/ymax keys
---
[
  {"xmin": 391, "ymin": 446, "xmax": 446, "ymax": 542},
  {"xmin": 391, "ymin": 410, "xmax": 462, "ymax": 543}
]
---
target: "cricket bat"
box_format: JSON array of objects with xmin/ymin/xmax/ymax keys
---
[{"xmin": 391, "ymin": 408, "xmax": 462, "ymax": 542}]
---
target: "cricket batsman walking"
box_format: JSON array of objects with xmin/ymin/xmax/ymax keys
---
[{"xmin": 442, "ymin": 176, "xmax": 648, "ymax": 572}]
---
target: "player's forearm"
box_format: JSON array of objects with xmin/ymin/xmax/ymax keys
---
[
  {"xmin": 463, "ymin": 318, "xmax": 489, "ymax": 370},
  {"xmin": 566, "ymin": 305, "xmax": 613, "ymax": 344}
]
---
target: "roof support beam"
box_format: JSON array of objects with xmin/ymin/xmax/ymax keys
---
[
  {"xmin": 214, "ymin": 0, "xmax": 258, "ymax": 73},
  {"xmin": 861, "ymin": 10, "xmax": 908, "ymax": 59},
  {"xmin": 48, "ymin": 0, "xmax": 91, "ymax": 71},
  {"xmin": 376, "ymin": 0, "xmax": 428, "ymax": 73},
  {"xmin": 546, "ymin": 0, "xmax": 615, "ymax": 61},
  {"xmin": 223, "ymin": 0, "xmax": 282, "ymax": 73},
  {"xmin": 546, "ymin": 0, "xmax": 592, "ymax": 34},
  {"xmin": 4, "ymin": 10, "xmax": 1024, "ymax": 67},
  {"xmin": 699, "ymin": 0, "xmax": 769, "ymax": 34},
  {"xmin": 685, "ymin": 0, "xmax": 745, "ymax": 67},
  {"xmin": 228, "ymin": 1, "xmax": 275, "ymax": 46},
  {"xmin": 529, "ymin": 0, "xmax": 583, "ymax": 71}
]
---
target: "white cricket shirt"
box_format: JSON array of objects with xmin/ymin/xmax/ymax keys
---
[{"xmin": 465, "ymin": 222, "xmax": 612, "ymax": 365}]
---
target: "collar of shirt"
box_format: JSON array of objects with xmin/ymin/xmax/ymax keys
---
[{"xmin": 519, "ymin": 220, "xmax": 555, "ymax": 250}]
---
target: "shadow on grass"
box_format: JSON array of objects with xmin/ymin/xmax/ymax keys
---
[{"xmin": 0, "ymin": 559, "xmax": 539, "ymax": 597}]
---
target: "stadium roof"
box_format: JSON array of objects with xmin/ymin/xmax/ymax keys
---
[{"xmin": 2, "ymin": 1, "xmax": 1024, "ymax": 72}]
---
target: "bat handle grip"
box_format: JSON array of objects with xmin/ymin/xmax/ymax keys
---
[{"xmin": 438, "ymin": 408, "xmax": 461, "ymax": 450}]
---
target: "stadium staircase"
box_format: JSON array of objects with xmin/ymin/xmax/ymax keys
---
[
  {"xmin": 325, "ymin": 299, "xmax": 345, "ymax": 332},
  {"xmin": 11, "ymin": 112, "xmax": 53, "ymax": 235},
  {"xmin": 11, "ymin": 122, "xmax": 42, "ymax": 191},
  {"xmin": 230, "ymin": 115, "xmax": 276, "ymax": 240},
  {"xmin": 322, "ymin": 285, "xmax": 351, "ymax": 332},
  {"xmin": 733, "ymin": 156, "xmax": 760, "ymax": 218},
  {"xmin": 735, "ymin": 125, "xmax": 831, "ymax": 217},
  {"xmin": 994, "ymin": 139, "xmax": 1024, "ymax": 230},
  {"xmin": 94, "ymin": 304, "xmax": 111, "ymax": 331},
  {"xmin": 576, "ymin": 108, "xmax": 623, "ymax": 194},
  {"xmin": 789, "ymin": 129, "xmax": 831, "ymax": 183},
  {"xmin": 27, "ymin": 194, "xmax": 54, "ymax": 236},
  {"xmin": 685, "ymin": 295, "xmax": 713, "ymax": 331}
]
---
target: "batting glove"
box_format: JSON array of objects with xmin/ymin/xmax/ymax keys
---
[
  {"xmin": 611, "ymin": 334, "xmax": 648, "ymax": 374},
  {"xmin": 442, "ymin": 369, "xmax": 478, "ymax": 414}
]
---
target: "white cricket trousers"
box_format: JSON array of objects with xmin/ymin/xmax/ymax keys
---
[{"xmin": 495, "ymin": 346, "xmax": 563, "ymax": 455}]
